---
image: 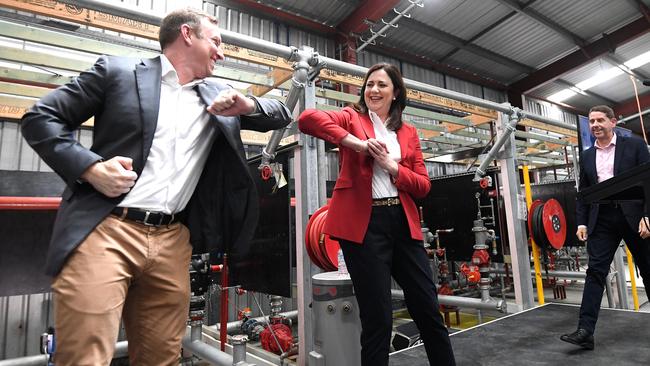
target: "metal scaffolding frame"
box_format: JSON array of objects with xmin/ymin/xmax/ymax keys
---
[
  {"xmin": 0, "ymin": 1, "xmax": 578, "ymax": 167},
  {"xmin": 2, "ymin": 0, "xmax": 583, "ymax": 364}
]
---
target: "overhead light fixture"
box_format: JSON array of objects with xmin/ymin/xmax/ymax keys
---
[
  {"xmin": 548, "ymin": 89, "xmax": 577, "ymax": 103},
  {"xmin": 569, "ymin": 85, "xmax": 587, "ymax": 96},
  {"xmin": 576, "ymin": 67, "xmax": 624, "ymax": 90},
  {"xmin": 547, "ymin": 50, "xmax": 650, "ymax": 104},
  {"xmin": 624, "ymin": 50, "xmax": 650, "ymax": 69}
]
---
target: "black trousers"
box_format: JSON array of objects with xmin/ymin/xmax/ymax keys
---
[
  {"xmin": 579, "ymin": 204, "xmax": 650, "ymax": 334},
  {"xmin": 339, "ymin": 205, "xmax": 455, "ymax": 366}
]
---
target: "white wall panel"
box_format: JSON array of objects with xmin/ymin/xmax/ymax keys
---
[
  {"xmin": 0, "ymin": 294, "xmax": 53, "ymax": 359},
  {"xmin": 445, "ymin": 75, "xmax": 482, "ymax": 98},
  {"xmin": 401, "ymin": 63, "xmax": 445, "ymax": 88}
]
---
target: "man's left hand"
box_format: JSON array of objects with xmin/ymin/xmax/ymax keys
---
[
  {"xmin": 639, "ymin": 217, "xmax": 650, "ymax": 239},
  {"xmin": 207, "ymin": 89, "xmax": 255, "ymax": 116}
]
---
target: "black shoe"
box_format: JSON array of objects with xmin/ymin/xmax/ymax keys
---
[{"xmin": 560, "ymin": 329, "xmax": 594, "ymax": 350}]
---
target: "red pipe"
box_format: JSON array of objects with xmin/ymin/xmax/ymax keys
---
[
  {"xmin": 0, "ymin": 196, "xmax": 61, "ymax": 210},
  {"xmin": 220, "ymin": 254, "xmax": 229, "ymax": 352},
  {"xmin": 211, "ymin": 264, "xmax": 223, "ymax": 273}
]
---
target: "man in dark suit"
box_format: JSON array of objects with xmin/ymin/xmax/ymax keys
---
[
  {"xmin": 21, "ymin": 7, "xmax": 291, "ymax": 365},
  {"xmin": 561, "ymin": 105, "xmax": 650, "ymax": 350}
]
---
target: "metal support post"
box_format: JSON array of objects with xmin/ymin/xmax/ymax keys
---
[
  {"xmin": 182, "ymin": 335, "xmax": 255, "ymax": 366},
  {"xmin": 495, "ymin": 110, "xmax": 535, "ymax": 310},
  {"xmin": 231, "ymin": 335, "xmax": 249, "ymax": 365},
  {"xmin": 613, "ymin": 243, "xmax": 630, "ymax": 309},
  {"xmin": 571, "ymin": 146, "xmax": 581, "ymax": 190},
  {"xmin": 259, "ymin": 47, "xmax": 306, "ymax": 170},
  {"xmin": 474, "ymin": 107, "xmax": 518, "ymax": 180},
  {"xmin": 605, "ymin": 273, "xmax": 615, "ymax": 308},
  {"xmin": 294, "ymin": 46, "xmax": 321, "ymax": 366}
]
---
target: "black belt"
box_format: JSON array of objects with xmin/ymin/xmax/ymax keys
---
[
  {"xmin": 111, "ymin": 207, "xmax": 182, "ymax": 227},
  {"xmin": 372, "ymin": 197, "xmax": 401, "ymax": 207},
  {"xmin": 599, "ymin": 201, "xmax": 621, "ymax": 209}
]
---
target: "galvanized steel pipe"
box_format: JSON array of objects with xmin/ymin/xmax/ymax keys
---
[
  {"xmin": 66, "ymin": 0, "xmax": 573, "ymax": 131},
  {"xmin": 219, "ymin": 310, "xmax": 298, "ymax": 334},
  {"xmin": 0, "ymin": 355, "xmax": 47, "ymax": 366},
  {"xmin": 391, "ymin": 289, "xmax": 507, "ymax": 313},
  {"xmin": 356, "ymin": 0, "xmax": 424, "ymax": 53},
  {"xmin": 490, "ymin": 267, "xmax": 586, "ymax": 279},
  {"xmin": 182, "ymin": 324, "xmax": 255, "ymax": 366},
  {"xmin": 0, "ymin": 341, "xmax": 127, "ymax": 366},
  {"xmin": 182, "ymin": 337, "xmax": 253, "ymax": 366},
  {"xmin": 474, "ymin": 109, "xmax": 520, "ymax": 179}
]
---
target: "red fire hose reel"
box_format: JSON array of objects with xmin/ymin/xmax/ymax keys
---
[
  {"xmin": 304, "ymin": 205, "xmax": 340, "ymax": 271},
  {"xmin": 527, "ymin": 198, "xmax": 567, "ymax": 250}
]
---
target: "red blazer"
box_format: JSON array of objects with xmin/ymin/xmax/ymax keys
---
[{"xmin": 298, "ymin": 107, "xmax": 431, "ymax": 243}]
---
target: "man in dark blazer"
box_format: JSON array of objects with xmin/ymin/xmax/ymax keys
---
[
  {"xmin": 21, "ymin": 8, "xmax": 291, "ymax": 365},
  {"xmin": 561, "ymin": 105, "xmax": 650, "ymax": 350}
]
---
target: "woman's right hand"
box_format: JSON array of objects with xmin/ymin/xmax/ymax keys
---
[
  {"xmin": 341, "ymin": 133, "xmax": 369, "ymax": 155},
  {"xmin": 355, "ymin": 140, "xmax": 369, "ymax": 155}
]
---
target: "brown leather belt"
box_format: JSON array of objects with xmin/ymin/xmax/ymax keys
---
[{"xmin": 372, "ymin": 197, "xmax": 401, "ymax": 207}]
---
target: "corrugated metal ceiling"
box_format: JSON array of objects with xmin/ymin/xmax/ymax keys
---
[
  {"xmin": 216, "ymin": 0, "xmax": 649, "ymax": 119},
  {"xmin": 255, "ymin": 0, "xmax": 358, "ymax": 26},
  {"xmin": 446, "ymin": 49, "xmax": 525, "ymax": 83},
  {"xmin": 472, "ymin": 13, "xmax": 576, "ymax": 69},
  {"xmin": 410, "ymin": 0, "xmax": 511, "ymax": 41},
  {"xmin": 531, "ymin": 0, "xmax": 641, "ymax": 41}
]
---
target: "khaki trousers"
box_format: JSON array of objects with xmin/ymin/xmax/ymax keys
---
[{"xmin": 51, "ymin": 215, "xmax": 192, "ymax": 366}]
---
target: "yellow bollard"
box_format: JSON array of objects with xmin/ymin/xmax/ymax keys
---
[
  {"xmin": 522, "ymin": 166, "xmax": 545, "ymax": 305},
  {"xmin": 625, "ymin": 245, "xmax": 640, "ymax": 311}
]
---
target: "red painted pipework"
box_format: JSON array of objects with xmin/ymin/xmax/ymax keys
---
[
  {"xmin": 211, "ymin": 264, "xmax": 223, "ymax": 273},
  {"xmin": 0, "ymin": 196, "xmax": 61, "ymax": 210},
  {"xmin": 220, "ymin": 254, "xmax": 229, "ymax": 352}
]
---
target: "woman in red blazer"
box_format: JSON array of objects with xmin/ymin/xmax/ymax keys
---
[{"xmin": 299, "ymin": 63, "xmax": 455, "ymax": 366}]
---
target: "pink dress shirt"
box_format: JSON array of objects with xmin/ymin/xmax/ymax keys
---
[{"xmin": 595, "ymin": 133, "xmax": 617, "ymax": 183}]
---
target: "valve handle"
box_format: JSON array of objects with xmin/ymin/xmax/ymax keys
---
[{"xmin": 260, "ymin": 165, "xmax": 273, "ymax": 180}]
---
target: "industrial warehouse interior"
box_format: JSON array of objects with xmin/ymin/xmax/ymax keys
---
[{"xmin": 1, "ymin": 0, "xmax": 650, "ymax": 365}]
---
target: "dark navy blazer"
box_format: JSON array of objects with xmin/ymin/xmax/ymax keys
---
[
  {"xmin": 21, "ymin": 55, "xmax": 291, "ymax": 275},
  {"xmin": 576, "ymin": 134, "xmax": 650, "ymax": 234}
]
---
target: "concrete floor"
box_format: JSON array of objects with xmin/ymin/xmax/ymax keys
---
[
  {"xmin": 157, "ymin": 273, "xmax": 650, "ymax": 365},
  {"xmin": 389, "ymin": 277, "xmax": 650, "ymax": 366},
  {"xmin": 391, "ymin": 302, "xmax": 650, "ymax": 366}
]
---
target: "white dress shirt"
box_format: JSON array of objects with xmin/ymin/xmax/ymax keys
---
[
  {"xmin": 119, "ymin": 55, "xmax": 217, "ymax": 214},
  {"xmin": 368, "ymin": 111, "xmax": 401, "ymax": 199}
]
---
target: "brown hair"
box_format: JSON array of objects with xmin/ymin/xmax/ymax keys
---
[
  {"xmin": 159, "ymin": 8, "xmax": 218, "ymax": 50},
  {"xmin": 353, "ymin": 63, "xmax": 407, "ymax": 131},
  {"xmin": 589, "ymin": 105, "xmax": 615, "ymax": 119}
]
